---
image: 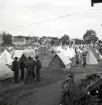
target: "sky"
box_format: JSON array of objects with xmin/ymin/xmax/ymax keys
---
[{"xmin": 0, "ymin": 0, "xmax": 102, "ymax": 39}]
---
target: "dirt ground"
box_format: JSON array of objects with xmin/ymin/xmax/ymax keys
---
[
  {"xmin": 0, "ymin": 62, "xmax": 102, "ymax": 105},
  {"xmin": 0, "ymin": 53, "xmax": 102, "ymax": 105}
]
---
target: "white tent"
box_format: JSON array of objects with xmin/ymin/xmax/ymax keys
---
[
  {"xmin": 49, "ymin": 53, "xmax": 72, "ymax": 70},
  {"xmin": 93, "ymin": 48, "xmax": 102, "ymax": 60},
  {"xmin": 86, "ymin": 50, "xmax": 98, "ymax": 65},
  {"xmin": 0, "ymin": 63, "xmax": 13, "ymax": 80},
  {"xmin": 13, "ymin": 50, "xmax": 24, "ymax": 58},
  {"xmin": 24, "ymin": 51, "xmax": 36, "ymax": 60},
  {"xmin": 69, "ymin": 47, "xmax": 75, "ymax": 57},
  {"xmin": 0, "ymin": 49, "xmax": 13, "ymax": 65},
  {"xmin": 63, "ymin": 47, "xmax": 74, "ymax": 58},
  {"xmin": 56, "ymin": 46, "xmax": 62, "ymax": 53}
]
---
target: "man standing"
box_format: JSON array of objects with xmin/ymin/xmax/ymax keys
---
[
  {"xmin": 35, "ymin": 56, "xmax": 41, "ymax": 81},
  {"xmin": 82, "ymin": 51, "xmax": 87, "ymax": 68},
  {"xmin": 20, "ymin": 58, "xmax": 25, "ymax": 80},
  {"xmin": 32, "ymin": 58, "xmax": 36, "ymax": 79},
  {"xmin": 12, "ymin": 57, "xmax": 19, "ymax": 84},
  {"xmin": 25, "ymin": 57, "xmax": 34, "ymax": 84},
  {"xmin": 75, "ymin": 52, "xmax": 79, "ymax": 67}
]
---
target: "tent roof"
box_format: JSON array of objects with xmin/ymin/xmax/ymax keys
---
[
  {"xmin": 50, "ymin": 53, "xmax": 71, "ymax": 66},
  {"xmin": 0, "ymin": 49, "xmax": 13, "ymax": 65},
  {"xmin": 0, "ymin": 63, "xmax": 13, "ymax": 80},
  {"xmin": 24, "ymin": 51, "xmax": 36, "ymax": 60},
  {"xmin": 86, "ymin": 50, "xmax": 98, "ymax": 65},
  {"xmin": 13, "ymin": 50, "xmax": 24, "ymax": 58}
]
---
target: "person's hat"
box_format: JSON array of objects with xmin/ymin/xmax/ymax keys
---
[{"xmin": 15, "ymin": 57, "xmax": 18, "ymax": 60}]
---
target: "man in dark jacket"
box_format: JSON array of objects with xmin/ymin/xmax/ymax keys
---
[
  {"xmin": 35, "ymin": 56, "xmax": 41, "ymax": 81},
  {"xmin": 32, "ymin": 58, "xmax": 36, "ymax": 78},
  {"xmin": 25, "ymin": 57, "xmax": 34, "ymax": 84},
  {"xmin": 12, "ymin": 57, "xmax": 19, "ymax": 84},
  {"xmin": 20, "ymin": 58, "xmax": 25, "ymax": 80},
  {"xmin": 82, "ymin": 52, "xmax": 87, "ymax": 67}
]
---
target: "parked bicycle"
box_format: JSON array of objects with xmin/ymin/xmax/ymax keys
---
[
  {"xmin": 62, "ymin": 71, "xmax": 76, "ymax": 92},
  {"xmin": 60, "ymin": 71, "xmax": 77, "ymax": 105},
  {"xmin": 60, "ymin": 86, "xmax": 77, "ymax": 105}
]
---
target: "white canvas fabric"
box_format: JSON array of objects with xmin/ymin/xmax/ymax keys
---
[
  {"xmin": 92, "ymin": 48, "xmax": 102, "ymax": 60},
  {"xmin": 24, "ymin": 51, "xmax": 36, "ymax": 60},
  {"xmin": 56, "ymin": 46, "xmax": 62, "ymax": 53},
  {"xmin": 63, "ymin": 47, "xmax": 74, "ymax": 58},
  {"xmin": 13, "ymin": 50, "xmax": 24, "ymax": 58},
  {"xmin": 94, "ymin": 48, "xmax": 99, "ymax": 53},
  {"xmin": 86, "ymin": 50, "xmax": 98, "ymax": 65},
  {"xmin": 0, "ymin": 63, "xmax": 13, "ymax": 80},
  {"xmin": 57, "ymin": 53, "xmax": 72, "ymax": 66},
  {"xmin": 0, "ymin": 49, "xmax": 13, "ymax": 65},
  {"xmin": 69, "ymin": 47, "xmax": 75, "ymax": 57}
]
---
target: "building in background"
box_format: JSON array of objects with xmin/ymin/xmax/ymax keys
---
[{"xmin": 12, "ymin": 37, "xmax": 27, "ymax": 46}]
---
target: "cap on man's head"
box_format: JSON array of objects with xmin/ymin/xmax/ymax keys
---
[{"xmin": 15, "ymin": 57, "xmax": 18, "ymax": 60}]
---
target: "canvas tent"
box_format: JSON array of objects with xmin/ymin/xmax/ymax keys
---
[
  {"xmin": 13, "ymin": 50, "xmax": 24, "ymax": 59},
  {"xmin": 49, "ymin": 53, "xmax": 71, "ymax": 70},
  {"xmin": 23, "ymin": 51, "xmax": 36, "ymax": 60},
  {"xmin": 0, "ymin": 63, "xmax": 13, "ymax": 80},
  {"xmin": 86, "ymin": 50, "xmax": 98, "ymax": 65},
  {"xmin": 0, "ymin": 49, "xmax": 13, "ymax": 65},
  {"xmin": 92, "ymin": 48, "xmax": 102, "ymax": 60}
]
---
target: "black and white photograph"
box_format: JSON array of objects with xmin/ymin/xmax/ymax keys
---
[{"xmin": 0, "ymin": 0, "xmax": 102, "ymax": 105}]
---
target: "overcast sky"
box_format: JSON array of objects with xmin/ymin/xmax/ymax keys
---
[{"xmin": 0, "ymin": 0, "xmax": 102, "ymax": 39}]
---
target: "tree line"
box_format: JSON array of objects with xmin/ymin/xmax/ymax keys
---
[{"xmin": 0, "ymin": 29, "xmax": 101, "ymax": 46}]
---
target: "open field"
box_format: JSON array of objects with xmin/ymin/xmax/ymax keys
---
[
  {"xmin": 0, "ymin": 50, "xmax": 102, "ymax": 105},
  {"xmin": 0, "ymin": 61, "xmax": 102, "ymax": 105}
]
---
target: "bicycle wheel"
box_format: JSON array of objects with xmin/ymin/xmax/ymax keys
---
[
  {"xmin": 62, "ymin": 92, "xmax": 78, "ymax": 105},
  {"xmin": 62, "ymin": 80, "xmax": 70, "ymax": 91},
  {"xmin": 69, "ymin": 81, "xmax": 76, "ymax": 92}
]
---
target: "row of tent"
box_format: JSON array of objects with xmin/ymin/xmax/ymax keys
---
[
  {"xmin": 0, "ymin": 46, "xmax": 102, "ymax": 66},
  {"xmin": 0, "ymin": 46, "xmax": 102, "ymax": 81},
  {"xmin": 49, "ymin": 47, "xmax": 102, "ymax": 70}
]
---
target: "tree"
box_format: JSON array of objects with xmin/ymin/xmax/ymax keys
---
[
  {"xmin": 55, "ymin": 40, "xmax": 60, "ymax": 46},
  {"xmin": 59, "ymin": 34, "xmax": 70, "ymax": 45},
  {"xmin": 51, "ymin": 40, "xmax": 55, "ymax": 46},
  {"xmin": 83, "ymin": 29, "xmax": 98, "ymax": 44},
  {"xmin": 1, "ymin": 31, "xmax": 12, "ymax": 45},
  {"xmin": 98, "ymin": 40, "xmax": 102, "ymax": 45}
]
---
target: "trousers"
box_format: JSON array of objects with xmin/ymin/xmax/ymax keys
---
[
  {"xmin": 36, "ymin": 68, "xmax": 40, "ymax": 81},
  {"xmin": 14, "ymin": 71, "xmax": 18, "ymax": 83}
]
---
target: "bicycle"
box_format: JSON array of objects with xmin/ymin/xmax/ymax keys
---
[
  {"xmin": 62, "ymin": 71, "xmax": 76, "ymax": 93},
  {"xmin": 59, "ymin": 71, "xmax": 77, "ymax": 105},
  {"xmin": 60, "ymin": 87, "xmax": 78, "ymax": 105}
]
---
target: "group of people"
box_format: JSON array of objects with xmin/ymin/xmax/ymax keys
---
[
  {"xmin": 75, "ymin": 50, "xmax": 87, "ymax": 67},
  {"xmin": 12, "ymin": 55, "xmax": 41, "ymax": 84}
]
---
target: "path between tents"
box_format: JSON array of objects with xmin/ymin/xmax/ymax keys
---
[{"xmin": 17, "ymin": 73, "xmax": 88, "ymax": 105}]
